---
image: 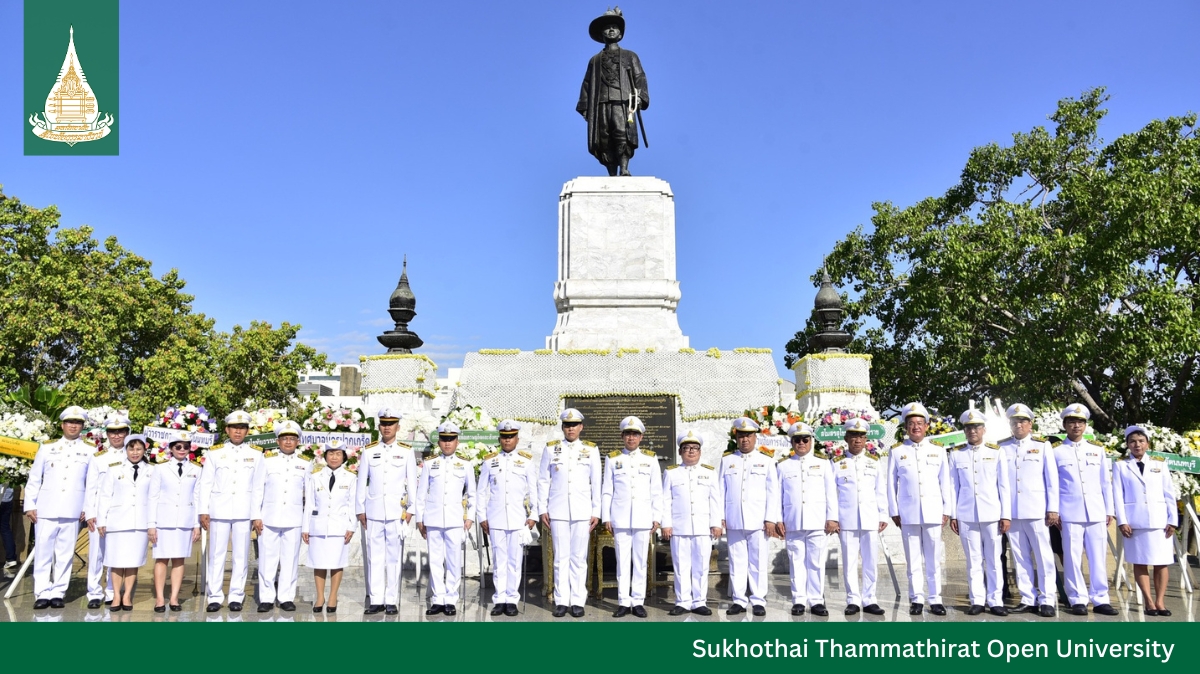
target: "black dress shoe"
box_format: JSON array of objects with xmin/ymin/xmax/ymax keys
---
[
  {"xmin": 325, "ymin": 605, "xmax": 337, "ymax": 613},
  {"xmin": 257, "ymin": 603, "xmax": 273, "ymax": 613},
  {"xmin": 613, "ymin": 606, "xmax": 630, "ymax": 618},
  {"xmin": 791, "ymin": 604, "xmax": 806, "ymax": 615},
  {"xmin": 426, "ymin": 604, "xmax": 445, "ymax": 616},
  {"xmin": 692, "ymin": 606, "xmax": 712, "ymax": 616},
  {"xmin": 668, "ymin": 605, "xmax": 689, "ymax": 616},
  {"xmin": 491, "ymin": 604, "xmax": 506, "ymax": 616},
  {"xmin": 1143, "ymin": 608, "xmax": 1159, "ymax": 616},
  {"xmin": 570, "ymin": 605, "xmax": 585, "ymax": 618},
  {"xmin": 990, "ymin": 605, "xmax": 1009, "ymax": 616},
  {"xmin": 1157, "ymin": 609, "xmax": 1172, "ymax": 617},
  {"xmin": 726, "ymin": 604, "xmax": 745, "ymax": 615},
  {"xmin": 122, "ymin": 604, "xmax": 133, "ymax": 611},
  {"xmin": 33, "ymin": 599, "xmax": 51, "ymax": 610},
  {"xmin": 312, "ymin": 604, "xmax": 324, "ymax": 613},
  {"xmin": 207, "ymin": 602, "xmax": 221, "ymax": 613},
  {"xmin": 364, "ymin": 604, "xmax": 383, "ymax": 615},
  {"xmin": 49, "ymin": 598, "xmax": 65, "ymax": 609},
  {"xmin": 154, "ymin": 604, "xmax": 167, "ymax": 613},
  {"xmin": 752, "ymin": 605, "xmax": 766, "ymax": 616},
  {"xmin": 87, "ymin": 599, "xmax": 102, "ymax": 609},
  {"xmin": 170, "ymin": 604, "xmax": 183, "ymax": 612},
  {"xmin": 909, "ymin": 602, "xmax": 923, "ymax": 615},
  {"xmin": 1037, "ymin": 604, "xmax": 1056, "ymax": 617},
  {"xmin": 811, "ymin": 604, "xmax": 829, "ymax": 617},
  {"xmin": 1070, "ymin": 604, "xmax": 1087, "ymax": 615},
  {"xmin": 552, "ymin": 605, "xmax": 569, "ymax": 618},
  {"xmin": 864, "ymin": 604, "xmax": 885, "ymax": 615},
  {"xmin": 966, "ymin": 604, "xmax": 984, "ymax": 616},
  {"xmin": 444, "ymin": 605, "xmax": 457, "ymax": 616},
  {"xmin": 385, "ymin": 604, "xmax": 398, "ymax": 615},
  {"xmin": 1010, "ymin": 603, "xmax": 1033, "ymax": 613},
  {"xmin": 632, "ymin": 605, "xmax": 647, "ymax": 618},
  {"xmin": 1093, "ymin": 604, "xmax": 1118, "ymax": 616},
  {"xmin": 930, "ymin": 604, "xmax": 946, "ymax": 616},
  {"xmin": 504, "ymin": 603, "xmax": 519, "ymax": 616},
  {"xmin": 279, "ymin": 601, "xmax": 295, "ymax": 612},
  {"xmin": 844, "ymin": 604, "xmax": 860, "ymax": 615},
  {"xmin": 228, "ymin": 602, "xmax": 243, "ymax": 612}
]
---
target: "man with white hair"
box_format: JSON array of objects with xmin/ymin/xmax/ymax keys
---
[
  {"xmin": 773, "ymin": 422, "xmax": 837, "ymax": 616},
  {"xmin": 84, "ymin": 411, "xmax": 130, "ymax": 608},
  {"xmin": 831, "ymin": 418, "xmax": 888, "ymax": 616},
  {"xmin": 661, "ymin": 430, "xmax": 722, "ymax": 616},
  {"xmin": 948, "ymin": 409, "xmax": 1011, "ymax": 616},
  {"xmin": 601, "ymin": 416, "xmax": 663, "ymax": 618},
  {"xmin": 999, "ymin": 403, "xmax": 1059, "ymax": 617},
  {"xmin": 356, "ymin": 408, "xmax": 417, "ymax": 616},
  {"xmin": 720, "ymin": 417, "xmax": 779, "ymax": 616}
]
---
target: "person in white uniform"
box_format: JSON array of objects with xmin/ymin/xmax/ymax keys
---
[
  {"xmin": 148, "ymin": 431, "xmax": 202, "ymax": 612},
  {"xmin": 198, "ymin": 410, "xmax": 264, "ymax": 612},
  {"xmin": 948, "ymin": 409, "xmax": 1012, "ymax": 616},
  {"xmin": 1114, "ymin": 425, "xmax": 1178, "ymax": 617},
  {"xmin": 998, "ymin": 403, "xmax": 1060, "ymax": 618},
  {"xmin": 832, "ymin": 418, "xmax": 888, "ymax": 616},
  {"xmin": 602, "ymin": 416, "xmax": 663, "ymax": 618},
  {"xmin": 773, "ymin": 422, "xmax": 836, "ymax": 616},
  {"xmin": 84, "ymin": 412, "xmax": 129, "ymax": 608},
  {"xmin": 415, "ymin": 422, "xmax": 476, "ymax": 616},
  {"xmin": 356, "ymin": 407, "xmax": 417, "ymax": 616},
  {"xmin": 302, "ymin": 440, "xmax": 357, "ymax": 613},
  {"xmin": 1052, "ymin": 403, "xmax": 1117, "ymax": 616},
  {"xmin": 538, "ymin": 408, "xmax": 601, "ymax": 619},
  {"xmin": 887, "ymin": 402, "xmax": 953, "ymax": 616},
  {"xmin": 661, "ymin": 430, "xmax": 722, "ymax": 616},
  {"xmin": 251, "ymin": 420, "xmax": 308, "ymax": 612},
  {"xmin": 720, "ymin": 417, "xmax": 779, "ymax": 616},
  {"xmin": 96, "ymin": 434, "xmax": 152, "ymax": 611},
  {"xmin": 24, "ymin": 405, "xmax": 93, "ymax": 610},
  {"xmin": 477, "ymin": 419, "xmax": 538, "ymax": 617}
]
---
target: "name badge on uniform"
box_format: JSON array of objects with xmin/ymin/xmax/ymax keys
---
[
  {"xmin": 312, "ymin": 510, "xmax": 319, "ymax": 516},
  {"xmin": 339, "ymin": 484, "xmax": 350, "ymax": 489},
  {"xmin": 243, "ymin": 458, "xmax": 256, "ymax": 463},
  {"xmin": 373, "ymin": 453, "xmax": 382, "ymax": 459}
]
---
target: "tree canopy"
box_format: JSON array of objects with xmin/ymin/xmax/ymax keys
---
[
  {"xmin": 787, "ymin": 88, "xmax": 1200, "ymax": 432},
  {"xmin": 0, "ymin": 186, "xmax": 330, "ymax": 424}
]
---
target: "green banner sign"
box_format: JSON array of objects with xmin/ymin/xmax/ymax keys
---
[
  {"xmin": 246, "ymin": 433, "xmax": 278, "ymax": 451},
  {"xmin": 814, "ymin": 423, "xmax": 888, "ymax": 442},
  {"xmin": 1148, "ymin": 451, "xmax": 1200, "ymax": 474}
]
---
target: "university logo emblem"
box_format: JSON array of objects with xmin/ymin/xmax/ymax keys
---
[{"xmin": 29, "ymin": 26, "xmax": 115, "ymax": 146}]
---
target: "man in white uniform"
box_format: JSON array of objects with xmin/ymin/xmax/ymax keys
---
[
  {"xmin": 84, "ymin": 412, "xmax": 130, "ymax": 608},
  {"xmin": 198, "ymin": 410, "xmax": 263, "ymax": 612},
  {"xmin": 24, "ymin": 406, "xmax": 93, "ymax": 610},
  {"xmin": 948, "ymin": 409, "xmax": 1011, "ymax": 616},
  {"xmin": 773, "ymin": 422, "xmax": 836, "ymax": 616},
  {"xmin": 1053, "ymin": 403, "xmax": 1117, "ymax": 616},
  {"xmin": 887, "ymin": 402, "xmax": 953, "ymax": 616},
  {"xmin": 999, "ymin": 403, "xmax": 1059, "ymax": 617},
  {"xmin": 414, "ymin": 422, "xmax": 476, "ymax": 616},
  {"xmin": 538, "ymin": 408, "xmax": 601, "ymax": 618},
  {"xmin": 356, "ymin": 408, "xmax": 417, "ymax": 615},
  {"xmin": 251, "ymin": 420, "xmax": 307, "ymax": 612},
  {"xmin": 661, "ymin": 430, "xmax": 721, "ymax": 616},
  {"xmin": 477, "ymin": 419, "xmax": 538, "ymax": 617},
  {"xmin": 602, "ymin": 416, "xmax": 663, "ymax": 618},
  {"xmin": 719, "ymin": 417, "xmax": 778, "ymax": 616},
  {"xmin": 832, "ymin": 418, "xmax": 888, "ymax": 615}
]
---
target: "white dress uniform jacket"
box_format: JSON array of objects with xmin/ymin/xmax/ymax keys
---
[
  {"xmin": 602, "ymin": 448, "xmax": 663, "ymax": 529},
  {"xmin": 198, "ymin": 442, "xmax": 263, "ymax": 519},
  {"xmin": 355, "ymin": 441, "xmax": 417, "ymax": 521},
  {"xmin": 414, "ymin": 454, "xmax": 477, "ymax": 527},
  {"xmin": 1000, "ymin": 435, "xmax": 1059, "ymax": 519},
  {"xmin": 1053, "ymin": 438, "xmax": 1113, "ymax": 524},
  {"xmin": 85, "ymin": 447, "xmax": 123, "ymax": 521},
  {"xmin": 660, "ymin": 463, "xmax": 723, "ymax": 535},
  {"xmin": 97, "ymin": 461, "xmax": 152, "ymax": 531},
  {"xmin": 887, "ymin": 438, "xmax": 953, "ymax": 524},
  {"xmin": 85, "ymin": 445, "xmax": 123, "ymax": 600},
  {"xmin": 476, "ymin": 449, "xmax": 538, "ymax": 529},
  {"xmin": 148, "ymin": 458, "xmax": 202, "ymax": 529},
  {"xmin": 303, "ymin": 466, "xmax": 358, "ymax": 536},
  {"xmin": 773, "ymin": 451, "xmax": 837, "ymax": 530},
  {"xmin": 1113, "ymin": 455, "xmax": 1178, "ymax": 530},
  {"xmin": 832, "ymin": 451, "xmax": 888, "ymax": 529},
  {"xmin": 719, "ymin": 447, "xmax": 779, "ymax": 530},
  {"xmin": 251, "ymin": 450, "xmax": 308, "ymax": 528},
  {"xmin": 537, "ymin": 439, "xmax": 601, "ymax": 521},
  {"xmin": 25, "ymin": 437, "xmax": 92, "ymax": 519},
  {"xmin": 947, "ymin": 443, "xmax": 1012, "ymax": 523}
]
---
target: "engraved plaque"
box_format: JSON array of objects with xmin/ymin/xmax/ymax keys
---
[{"xmin": 563, "ymin": 395, "xmax": 677, "ymax": 465}]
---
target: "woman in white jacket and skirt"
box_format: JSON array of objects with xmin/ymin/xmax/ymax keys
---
[
  {"xmin": 97, "ymin": 434, "xmax": 153, "ymax": 611},
  {"xmin": 1114, "ymin": 425, "xmax": 1179, "ymax": 617},
  {"xmin": 302, "ymin": 440, "xmax": 357, "ymax": 613},
  {"xmin": 148, "ymin": 432, "xmax": 203, "ymax": 612}
]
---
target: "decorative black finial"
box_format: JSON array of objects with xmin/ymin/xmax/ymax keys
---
[
  {"xmin": 377, "ymin": 256, "xmax": 424, "ymax": 353},
  {"xmin": 808, "ymin": 266, "xmax": 852, "ymax": 353}
]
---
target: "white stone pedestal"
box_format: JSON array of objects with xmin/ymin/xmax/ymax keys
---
[
  {"xmin": 358, "ymin": 354, "xmax": 437, "ymax": 415},
  {"xmin": 546, "ymin": 177, "xmax": 688, "ymax": 351},
  {"xmin": 792, "ymin": 353, "xmax": 874, "ymax": 417}
]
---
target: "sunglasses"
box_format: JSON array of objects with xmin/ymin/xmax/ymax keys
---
[{"xmin": 791, "ymin": 436, "xmax": 812, "ymax": 443}]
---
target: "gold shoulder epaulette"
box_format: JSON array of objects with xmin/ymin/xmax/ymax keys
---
[
  {"xmin": 82, "ymin": 438, "xmax": 96, "ymax": 447},
  {"xmin": 666, "ymin": 464, "xmax": 679, "ymax": 470},
  {"xmin": 1151, "ymin": 455, "xmax": 1166, "ymax": 462},
  {"xmin": 264, "ymin": 449, "xmax": 279, "ymax": 459},
  {"xmin": 364, "ymin": 441, "xmax": 379, "ymax": 449},
  {"xmin": 210, "ymin": 443, "xmax": 225, "ymax": 451},
  {"xmin": 396, "ymin": 441, "xmax": 412, "ymax": 448},
  {"xmin": 722, "ymin": 449, "xmax": 734, "ymax": 456},
  {"xmin": 581, "ymin": 440, "xmax": 596, "ymax": 447},
  {"xmin": 1032, "ymin": 435, "xmax": 1047, "ymax": 443},
  {"xmin": 93, "ymin": 448, "xmax": 107, "ymax": 457},
  {"xmin": 640, "ymin": 448, "xmax": 655, "ymax": 458},
  {"xmin": 892, "ymin": 442, "xmax": 905, "ymax": 449},
  {"xmin": 546, "ymin": 440, "xmax": 561, "ymax": 447},
  {"xmin": 985, "ymin": 442, "xmax": 1000, "ymax": 450},
  {"xmin": 701, "ymin": 463, "xmax": 715, "ymax": 470},
  {"xmin": 312, "ymin": 464, "xmax": 324, "ymax": 473},
  {"xmin": 997, "ymin": 436, "xmax": 1014, "ymax": 444},
  {"xmin": 518, "ymin": 450, "xmax": 532, "ymax": 459},
  {"xmin": 814, "ymin": 450, "xmax": 828, "ymax": 460},
  {"xmin": 482, "ymin": 452, "xmax": 498, "ymax": 461},
  {"xmin": 759, "ymin": 447, "xmax": 775, "ymax": 458},
  {"xmin": 953, "ymin": 443, "xmax": 967, "ymax": 451},
  {"xmin": 608, "ymin": 450, "xmax": 621, "ymax": 458},
  {"xmin": 248, "ymin": 444, "xmax": 264, "ymax": 452},
  {"xmin": 1051, "ymin": 440, "xmax": 1063, "ymax": 448},
  {"xmin": 190, "ymin": 458, "xmax": 203, "ymax": 467},
  {"xmin": 865, "ymin": 453, "xmax": 880, "ymax": 461}
]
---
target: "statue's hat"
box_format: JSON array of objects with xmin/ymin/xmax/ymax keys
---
[{"xmin": 589, "ymin": 8, "xmax": 625, "ymax": 43}]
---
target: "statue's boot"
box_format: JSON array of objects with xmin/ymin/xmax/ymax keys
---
[{"xmin": 618, "ymin": 158, "xmax": 632, "ymax": 176}]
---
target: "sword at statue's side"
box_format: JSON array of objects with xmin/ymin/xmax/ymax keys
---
[{"xmin": 627, "ymin": 67, "xmax": 649, "ymax": 148}]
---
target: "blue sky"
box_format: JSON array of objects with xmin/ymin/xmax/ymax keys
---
[{"xmin": 2, "ymin": 1, "xmax": 1197, "ymax": 377}]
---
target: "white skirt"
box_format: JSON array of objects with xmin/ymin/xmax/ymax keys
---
[
  {"xmin": 308, "ymin": 534, "xmax": 350, "ymax": 570},
  {"xmin": 152, "ymin": 527, "xmax": 195, "ymax": 559},
  {"xmin": 106, "ymin": 530, "xmax": 149, "ymax": 568},
  {"xmin": 1125, "ymin": 528, "xmax": 1175, "ymax": 566}
]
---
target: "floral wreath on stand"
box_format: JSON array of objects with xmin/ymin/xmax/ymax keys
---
[
  {"xmin": 0, "ymin": 403, "xmax": 52, "ymax": 488},
  {"xmin": 726, "ymin": 405, "xmax": 802, "ymax": 451},
  {"xmin": 247, "ymin": 408, "xmax": 289, "ymax": 436},
  {"xmin": 441, "ymin": 405, "xmax": 497, "ymax": 477},
  {"xmin": 84, "ymin": 406, "xmax": 125, "ymax": 448},
  {"xmin": 148, "ymin": 405, "xmax": 218, "ymax": 465},
  {"xmin": 298, "ymin": 404, "xmax": 373, "ymax": 468},
  {"xmin": 808, "ymin": 407, "xmax": 882, "ymax": 461}
]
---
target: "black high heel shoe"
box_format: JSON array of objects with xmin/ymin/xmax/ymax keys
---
[
  {"xmin": 154, "ymin": 604, "xmax": 166, "ymax": 613},
  {"xmin": 325, "ymin": 605, "xmax": 337, "ymax": 613},
  {"xmin": 313, "ymin": 604, "xmax": 324, "ymax": 613}
]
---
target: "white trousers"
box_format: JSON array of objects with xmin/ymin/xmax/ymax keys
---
[
  {"xmin": 839, "ymin": 528, "xmax": 880, "ymax": 606},
  {"xmin": 1062, "ymin": 520, "xmax": 1110, "ymax": 605},
  {"xmin": 1009, "ymin": 518, "xmax": 1056, "ymax": 605},
  {"xmin": 613, "ymin": 527, "xmax": 650, "ymax": 607},
  {"xmin": 86, "ymin": 527, "xmax": 113, "ymax": 600},
  {"xmin": 785, "ymin": 529, "xmax": 827, "ymax": 606},
  {"xmin": 256, "ymin": 525, "xmax": 301, "ymax": 604},
  {"xmin": 489, "ymin": 528, "xmax": 524, "ymax": 605},
  {"xmin": 550, "ymin": 519, "xmax": 590, "ymax": 607},
  {"xmin": 900, "ymin": 523, "xmax": 943, "ymax": 604},
  {"xmin": 33, "ymin": 518, "xmax": 78, "ymax": 600},
  {"xmin": 366, "ymin": 518, "xmax": 405, "ymax": 605},
  {"xmin": 206, "ymin": 518, "xmax": 251, "ymax": 603},
  {"xmin": 670, "ymin": 534, "xmax": 712, "ymax": 609},
  {"xmin": 427, "ymin": 525, "xmax": 464, "ymax": 605},
  {"xmin": 727, "ymin": 528, "xmax": 768, "ymax": 607},
  {"xmin": 959, "ymin": 520, "xmax": 1002, "ymax": 606}
]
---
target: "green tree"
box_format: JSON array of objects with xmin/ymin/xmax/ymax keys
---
[{"xmin": 788, "ymin": 88, "xmax": 1200, "ymax": 431}]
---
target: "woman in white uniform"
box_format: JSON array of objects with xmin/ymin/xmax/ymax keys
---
[
  {"xmin": 148, "ymin": 432, "xmax": 203, "ymax": 612},
  {"xmin": 97, "ymin": 434, "xmax": 152, "ymax": 611},
  {"xmin": 1113, "ymin": 425, "xmax": 1178, "ymax": 617},
  {"xmin": 302, "ymin": 440, "xmax": 357, "ymax": 613}
]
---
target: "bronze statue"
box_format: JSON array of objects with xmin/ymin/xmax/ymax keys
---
[{"xmin": 577, "ymin": 8, "xmax": 649, "ymax": 177}]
